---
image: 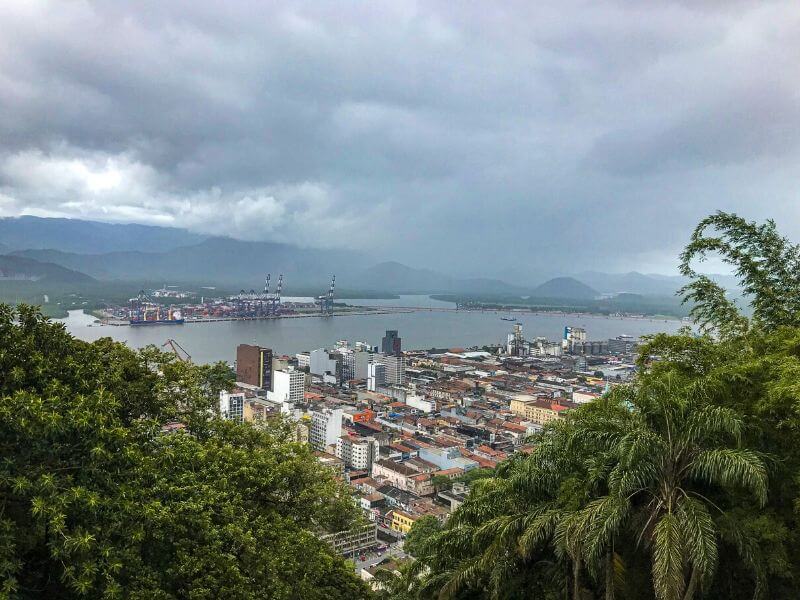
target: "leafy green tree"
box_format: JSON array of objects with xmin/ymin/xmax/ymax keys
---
[
  {"xmin": 454, "ymin": 468, "xmax": 494, "ymax": 486},
  {"xmin": 404, "ymin": 515, "xmax": 442, "ymax": 561},
  {"xmin": 679, "ymin": 211, "xmax": 800, "ymax": 334},
  {"xmin": 432, "ymin": 475, "xmax": 453, "ymax": 492},
  {"xmin": 0, "ymin": 305, "xmax": 369, "ymax": 599},
  {"xmin": 373, "ymin": 561, "xmax": 425, "ymax": 600}
]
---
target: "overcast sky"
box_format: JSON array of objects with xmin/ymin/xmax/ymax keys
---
[{"xmin": 1, "ymin": 1, "xmax": 799, "ymax": 279}]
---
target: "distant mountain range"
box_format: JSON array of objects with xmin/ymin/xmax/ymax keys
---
[
  {"xmin": 530, "ymin": 276, "xmax": 598, "ymax": 299},
  {"xmin": 0, "ymin": 216, "xmax": 206, "ymax": 254},
  {"xmin": 0, "ymin": 216, "xmax": 736, "ymax": 299},
  {"xmin": 0, "ymin": 255, "xmax": 95, "ymax": 283},
  {"xmin": 577, "ymin": 271, "xmax": 683, "ymax": 295},
  {"xmin": 13, "ymin": 238, "xmax": 357, "ymax": 287},
  {"xmin": 358, "ymin": 262, "xmax": 530, "ymax": 295}
]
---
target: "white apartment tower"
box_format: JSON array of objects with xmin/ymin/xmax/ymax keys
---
[
  {"xmin": 335, "ymin": 435, "xmax": 379, "ymax": 470},
  {"xmin": 268, "ymin": 368, "xmax": 305, "ymax": 406},
  {"xmin": 310, "ymin": 407, "xmax": 343, "ymax": 451},
  {"xmin": 367, "ymin": 362, "xmax": 386, "ymax": 392}
]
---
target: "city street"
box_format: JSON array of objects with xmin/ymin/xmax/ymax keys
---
[{"xmin": 354, "ymin": 540, "xmax": 406, "ymax": 572}]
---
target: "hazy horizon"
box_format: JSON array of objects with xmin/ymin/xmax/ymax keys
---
[{"xmin": 1, "ymin": 2, "xmax": 798, "ymax": 280}]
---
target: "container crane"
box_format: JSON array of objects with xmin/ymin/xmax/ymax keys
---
[{"xmin": 316, "ymin": 275, "xmax": 335, "ymax": 315}]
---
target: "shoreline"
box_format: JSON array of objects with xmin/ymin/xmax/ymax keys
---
[{"xmin": 83, "ymin": 304, "xmax": 687, "ymax": 328}]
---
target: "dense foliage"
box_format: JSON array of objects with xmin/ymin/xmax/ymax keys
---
[
  {"xmin": 396, "ymin": 213, "xmax": 800, "ymax": 599},
  {"xmin": 0, "ymin": 305, "xmax": 369, "ymax": 599}
]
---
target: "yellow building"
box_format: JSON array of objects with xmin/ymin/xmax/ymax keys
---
[
  {"xmin": 390, "ymin": 511, "xmax": 416, "ymax": 534},
  {"xmin": 510, "ymin": 394, "xmax": 537, "ymax": 416},
  {"xmin": 509, "ymin": 394, "xmax": 570, "ymax": 426}
]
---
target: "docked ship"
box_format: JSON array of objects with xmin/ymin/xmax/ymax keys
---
[
  {"xmin": 130, "ymin": 315, "xmax": 184, "ymax": 326},
  {"xmin": 129, "ymin": 291, "xmax": 184, "ymax": 325}
]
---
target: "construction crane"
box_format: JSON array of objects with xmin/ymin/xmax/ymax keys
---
[{"xmin": 162, "ymin": 338, "xmax": 192, "ymax": 362}]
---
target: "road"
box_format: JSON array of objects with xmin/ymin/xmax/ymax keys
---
[{"xmin": 354, "ymin": 540, "xmax": 406, "ymax": 572}]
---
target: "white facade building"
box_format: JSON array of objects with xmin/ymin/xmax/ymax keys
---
[
  {"xmin": 310, "ymin": 348, "xmax": 341, "ymax": 382},
  {"xmin": 367, "ymin": 362, "xmax": 386, "ymax": 392},
  {"xmin": 335, "ymin": 435, "xmax": 379, "ymax": 470},
  {"xmin": 219, "ymin": 390, "xmax": 246, "ymax": 422},
  {"xmin": 267, "ymin": 368, "xmax": 305, "ymax": 406},
  {"xmin": 310, "ymin": 407, "xmax": 343, "ymax": 451},
  {"xmin": 406, "ymin": 395, "xmax": 435, "ymax": 413}
]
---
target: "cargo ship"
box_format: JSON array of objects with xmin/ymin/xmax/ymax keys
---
[
  {"xmin": 129, "ymin": 302, "xmax": 184, "ymax": 326},
  {"xmin": 130, "ymin": 317, "xmax": 184, "ymax": 326}
]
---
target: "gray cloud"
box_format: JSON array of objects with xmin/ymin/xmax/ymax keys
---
[{"xmin": 1, "ymin": 0, "xmax": 799, "ymax": 280}]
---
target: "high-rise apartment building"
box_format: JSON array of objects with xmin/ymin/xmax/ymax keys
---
[
  {"xmin": 309, "ymin": 348, "xmax": 342, "ymax": 383},
  {"xmin": 219, "ymin": 390, "xmax": 245, "ymax": 422},
  {"xmin": 381, "ymin": 330, "xmax": 402, "ymax": 356},
  {"xmin": 337, "ymin": 348, "xmax": 355, "ymax": 382},
  {"xmin": 335, "ymin": 435, "xmax": 379, "ymax": 470},
  {"xmin": 367, "ymin": 362, "xmax": 386, "ymax": 392},
  {"xmin": 310, "ymin": 407, "xmax": 343, "ymax": 451},
  {"xmin": 375, "ymin": 353, "xmax": 405, "ymax": 386},
  {"xmin": 354, "ymin": 350, "xmax": 374, "ymax": 380},
  {"xmin": 267, "ymin": 367, "xmax": 305, "ymax": 405},
  {"xmin": 236, "ymin": 344, "xmax": 273, "ymax": 390}
]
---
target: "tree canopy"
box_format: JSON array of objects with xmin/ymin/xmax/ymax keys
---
[{"xmin": 0, "ymin": 305, "xmax": 369, "ymax": 599}]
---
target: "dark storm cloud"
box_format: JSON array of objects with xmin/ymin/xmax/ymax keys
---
[{"xmin": 0, "ymin": 0, "xmax": 799, "ymax": 279}]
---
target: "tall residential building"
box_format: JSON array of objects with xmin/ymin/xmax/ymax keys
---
[
  {"xmin": 267, "ymin": 367, "xmax": 305, "ymax": 405},
  {"xmin": 219, "ymin": 390, "xmax": 245, "ymax": 422},
  {"xmin": 381, "ymin": 330, "xmax": 402, "ymax": 356},
  {"xmin": 236, "ymin": 344, "xmax": 273, "ymax": 390},
  {"xmin": 310, "ymin": 408, "xmax": 343, "ymax": 451},
  {"xmin": 309, "ymin": 348, "xmax": 342, "ymax": 383},
  {"xmin": 336, "ymin": 348, "xmax": 355, "ymax": 382},
  {"xmin": 295, "ymin": 352, "xmax": 311, "ymax": 368},
  {"xmin": 354, "ymin": 350, "xmax": 374, "ymax": 380},
  {"xmin": 367, "ymin": 362, "xmax": 386, "ymax": 392},
  {"xmin": 335, "ymin": 435, "xmax": 379, "ymax": 470},
  {"xmin": 375, "ymin": 353, "xmax": 405, "ymax": 386}
]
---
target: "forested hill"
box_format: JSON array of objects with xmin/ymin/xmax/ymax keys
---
[{"xmin": 0, "ymin": 254, "xmax": 96, "ymax": 283}]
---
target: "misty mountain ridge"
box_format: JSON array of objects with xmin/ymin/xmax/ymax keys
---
[
  {"xmin": 0, "ymin": 255, "xmax": 96, "ymax": 284},
  {"xmin": 531, "ymin": 277, "xmax": 598, "ymax": 299},
  {"xmin": 359, "ymin": 262, "xmax": 530, "ymax": 294},
  {"xmin": 0, "ymin": 216, "xmax": 206, "ymax": 254},
  {"xmin": 0, "ymin": 216, "xmax": 734, "ymax": 298}
]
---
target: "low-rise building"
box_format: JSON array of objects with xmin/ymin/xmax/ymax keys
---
[
  {"xmin": 320, "ymin": 522, "xmax": 378, "ymax": 555},
  {"xmin": 390, "ymin": 510, "xmax": 417, "ymax": 534}
]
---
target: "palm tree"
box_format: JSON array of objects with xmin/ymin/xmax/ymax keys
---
[
  {"xmin": 567, "ymin": 373, "xmax": 769, "ymax": 600},
  {"xmin": 423, "ymin": 429, "xmax": 589, "ymax": 599}
]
